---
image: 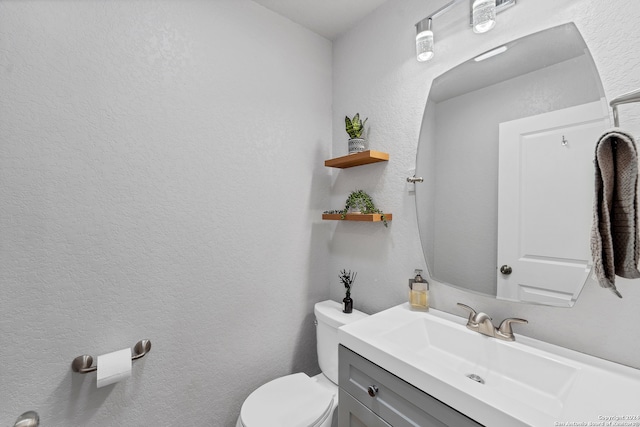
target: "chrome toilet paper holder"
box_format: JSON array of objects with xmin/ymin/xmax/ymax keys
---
[{"xmin": 71, "ymin": 339, "xmax": 152, "ymax": 373}]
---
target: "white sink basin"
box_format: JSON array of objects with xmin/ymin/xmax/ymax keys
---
[
  {"xmin": 338, "ymin": 303, "xmax": 640, "ymax": 426},
  {"xmin": 381, "ymin": 316, "xmax": 579, "ymax": 417}
]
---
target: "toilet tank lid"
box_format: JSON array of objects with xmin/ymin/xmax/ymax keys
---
[{"xmin": 314, "ymin": 300, "xmax": 368, "ymax": 329}]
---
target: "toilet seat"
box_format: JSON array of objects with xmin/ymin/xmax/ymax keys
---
[{"xmin": 239, "ymin": 373, "xmax": 335, "ymax": 427}]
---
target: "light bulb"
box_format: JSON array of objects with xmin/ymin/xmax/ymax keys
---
[
  {"xmin": 472, "ymin": 0, "xmax": 496, "ymax": 34},
  {"xmin": 416, "ymin": 30, "xmax": 434, "ymax": 62}
]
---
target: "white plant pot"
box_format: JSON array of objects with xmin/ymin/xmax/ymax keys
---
[{"xmin": 348, "ymin": 138, "xmax": 366, "ymax": 154}]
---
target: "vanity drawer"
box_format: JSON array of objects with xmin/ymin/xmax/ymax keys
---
[
  {"xmin": 339, "ymin": 388, "xmax": 392, "ymax": 427},
  {"xmin": 339, "ymin": 345, "xmax": 483, "ymax": 427}
]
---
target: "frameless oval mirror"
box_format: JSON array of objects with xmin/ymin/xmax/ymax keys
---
[{"xmin": 415, "ymin": 23, "xmax": 609, "ymax": 307}]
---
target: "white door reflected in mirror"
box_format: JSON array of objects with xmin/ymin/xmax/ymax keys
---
[{"xmin": 497, "ymin": 101, "xmax": 609, "ymax": 306}]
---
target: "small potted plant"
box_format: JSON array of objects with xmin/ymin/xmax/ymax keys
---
[
  {"xmin": 345, "ymin": 113, "xmax": 368, "ymax": 154},
  {"xmin": 339, "ymin": 269, "xmax": 357, "ymax": 313},
  {"xmin": 343, "ymin": 190, "xmax": 388, "ymax": 227}
]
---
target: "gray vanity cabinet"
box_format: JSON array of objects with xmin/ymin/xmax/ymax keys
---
[{"xmin": 338, "ymin": 345, "xmax": 483, "ymax": 427}]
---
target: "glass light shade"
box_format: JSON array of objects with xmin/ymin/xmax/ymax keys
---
[
  {"xmin": 472, "ymin": 0, "xmax": 496, "ymax": 34},
  {"xmin": 416, "ymin": 30, "xmax": 434, "ymax": 62}
]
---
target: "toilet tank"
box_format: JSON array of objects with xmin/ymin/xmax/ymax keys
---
[{"xmin": 314, "ymin": 300, "xmax": 368, "ymax": 384}]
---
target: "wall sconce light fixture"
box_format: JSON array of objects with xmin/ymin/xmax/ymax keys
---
[
  {"xmin": 415, "ymin": 0, "xmax": 516, "ymax": 62},
  {"xmin": 472, "ymin": 0, "xmax": 496, "ymax": 33},
  {"xmin": 416, "ymin": 18, "xmax": 434, "ymax": 62}
]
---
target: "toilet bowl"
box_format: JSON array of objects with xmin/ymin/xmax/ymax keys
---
[
  {"xmin": 236, "ymin": 300, "xmax": 368, "ymax": 427},
  {"xmin": 236, "ymin": 372, "xmax": 336, "ymax": 427}
]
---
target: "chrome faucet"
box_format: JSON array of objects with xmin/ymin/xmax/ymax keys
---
[{"xmin": 457, "ymin": 303, "xmax": 528, "ymax": 341}]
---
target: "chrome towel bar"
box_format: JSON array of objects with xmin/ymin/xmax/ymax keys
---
[
  {"xmin": 71, "ymin": 339, "xmax": 151, "ymax": 373},
  {"xmin": 610, "ymin": 88, "xmax": 640, "ymax": 127}
]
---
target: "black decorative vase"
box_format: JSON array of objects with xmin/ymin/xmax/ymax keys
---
[{"xmin": 343, "ymin": 296, "xmax": 353, "ymax": 313}]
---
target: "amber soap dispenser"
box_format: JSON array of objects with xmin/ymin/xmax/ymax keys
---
[{"xmin": 409, "ymin": 269, "xmax": 429, "ymax": 311}]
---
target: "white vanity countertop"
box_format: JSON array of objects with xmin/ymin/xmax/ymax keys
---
[{"xmin": 338, "ymin": 303, "xmax": 640, "ymax": 427}]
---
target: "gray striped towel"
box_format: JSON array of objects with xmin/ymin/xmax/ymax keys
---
[{"xmin": 591, "ymin": 128, "xmax": 640, "ymax": 298}]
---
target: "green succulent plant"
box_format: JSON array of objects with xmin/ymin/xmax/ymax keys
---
[
  {"xmin": 345, "ymin": 113, "xmax": 368, "ymax": 139},
  {"xmin": 342, "ymin": 189, "xmax": 388, "ymax": 227}
]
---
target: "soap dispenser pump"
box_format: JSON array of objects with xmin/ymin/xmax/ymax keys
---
[{"xmin": 409, "ymin": 269, "xmax": 429, "ymax": 311}]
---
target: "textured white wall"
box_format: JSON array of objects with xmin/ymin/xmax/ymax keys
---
[
  {"xmin": 330, "ymin": 0, "xmax": 640, "ymax": 369},
  {"xmin": 0, "ymin": 1, "xmax": 332, "ymax": 425}
]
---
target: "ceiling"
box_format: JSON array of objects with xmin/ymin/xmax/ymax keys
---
[
  {"xmin": 251, "ymin": 0, "xmax": 390, "ymax": 40},
  {"xmin": 429, "ymin": 23, "xmax": 589, "ymax": 102}
]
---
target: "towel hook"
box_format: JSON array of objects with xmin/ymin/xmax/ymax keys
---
[
  {"xmin": 71, "ymin": 339, "xmax": 152, "ymax": 373},
  {"xmin": 561, "ymin": 135, "xmax": 568, "ymax": 146}
]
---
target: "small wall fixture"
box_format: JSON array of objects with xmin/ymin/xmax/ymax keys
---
[
  {"xmin": 472, "ymin": 0, "xmax": 496, "ymax": 33},
  {"xmin": 416, "ymin": 18, "xmax": 434, "ymax": 62},
  {"xmin": 473, "ymin": 45, "xmax": 507, "ymax": 61},
  {"xmin": 415, "ymin": 0, "xmax": 516, "ymax": 62}
]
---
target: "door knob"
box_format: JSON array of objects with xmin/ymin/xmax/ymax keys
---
[{"xmin": 500, "ymin": 265, "xmax": 512, "ymax": 275}]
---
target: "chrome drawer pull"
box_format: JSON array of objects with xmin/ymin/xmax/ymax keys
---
[{"xmin": 367, "ymin": 385, "xmax": 379, "ymax": 397}]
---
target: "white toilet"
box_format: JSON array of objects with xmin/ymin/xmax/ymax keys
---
[{"xmin": 236, "ymin": 300, "xmax": 368, "ymax": 427}]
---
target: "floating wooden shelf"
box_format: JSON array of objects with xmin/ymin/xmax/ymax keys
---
[
  {"xmin": 324, "ymin": 150, "xmax": 389, "ymax": 169},
  {"xmin": 322, "ymin": 213, "xmax": 392, "ymax": 223}
]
